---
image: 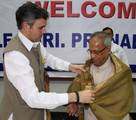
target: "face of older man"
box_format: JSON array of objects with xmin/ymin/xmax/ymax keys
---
[{"xmin": 88, "ymin": 36, "xmax": 111, "ymax": 66}]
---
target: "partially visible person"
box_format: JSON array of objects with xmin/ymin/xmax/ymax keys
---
[
  {"xmin": 67, "ymin": 31, "xmax": 134, "ymax": 120},
  {"xmin": 102, "ymin": 27, "xmax": 129, "ymax": 66},
  {"xmin": 0, "ymin": 2, "xmax": 95, "ymax": 120}
]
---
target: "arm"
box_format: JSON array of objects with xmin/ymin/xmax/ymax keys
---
[
  {"xmin": 5, "ymin": 51, "xmax": 68, "ymax": 109},
  {"xmin": 111, "ymin": 42, "xmax": 129, "ymax": 66},
  {"xmin": 5, "ymin": 51, "xmax": 94, "ymax": 109},
  {"xmin": 40, "ymin": 44, "xmax": 85, "ymax": 73},
  {"xmin": 119, "ymin": 49, "xmax": 129, "ymax": 66}
]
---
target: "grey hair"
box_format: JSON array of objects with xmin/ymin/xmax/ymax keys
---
[
  {"xmin": 90, "ymin": 31, "xmax": 112, "ymax": 47},
  {"xmin": 104, "ymin": 37, "xmax": 111, "ymax": 47}
]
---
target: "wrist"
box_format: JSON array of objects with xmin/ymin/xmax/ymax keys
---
[
  {"xmin": 69, "ymin": 64, "xmax": 72, "ymax": 71},
  {"xmin": 75, "ymin": 91, "xmax": 79, "ymax": 103},
  {"xmin": 68, "ymin": 92, "xmax": 78, "ymax": 103}
]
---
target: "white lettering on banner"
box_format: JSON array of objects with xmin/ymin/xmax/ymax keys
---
[{"xmin": 35, "ymin": 1, "xmax": 136, "ymax": 19}]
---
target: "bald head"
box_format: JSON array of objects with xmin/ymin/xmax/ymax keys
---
[{"xmin": 90, "ymin": 31, "xmax": 111, "ymax": 48}]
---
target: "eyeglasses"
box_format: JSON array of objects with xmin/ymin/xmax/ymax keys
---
[{"xmin": 87, "ymin": 47, "xmax": 107, "ymax": 55}]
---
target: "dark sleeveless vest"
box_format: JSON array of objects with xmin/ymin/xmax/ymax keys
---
[{"xmin": 0, "ymin": 36, "xmax": 45, "ymax": 120}]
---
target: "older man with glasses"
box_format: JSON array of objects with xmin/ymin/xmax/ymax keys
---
[{"xmin": 67, "ymin": 31, "xmax": 134, "ymax": 120}]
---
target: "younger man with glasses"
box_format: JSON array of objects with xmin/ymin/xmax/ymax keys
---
[{"xmin": 67, "ymin": 31, "xmax": 133, "ymax": 120}]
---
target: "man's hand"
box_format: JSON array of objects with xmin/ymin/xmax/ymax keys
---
[
  {"xmin": 68, "ymin": 90, "xmax": 95, "ymax": 104},
  {"xmin": 69, "ymin": 64, "xmax": 85, "ymax": 74},
  {"xmin": 78, "ymin": 90, "xmax": 95, "ymax": 103},
  {"xmin": 67, "ymin": 103, "xmax": 78, "ymax": 116}
]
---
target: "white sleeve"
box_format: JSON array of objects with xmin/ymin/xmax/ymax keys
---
[
  {"xmin": 40, "ymin": 44, "xmax": 70, "ymax": 70},
  {"xmin": 4, "ymin": 51, "xmax": 68, "ymax": 109},
  {"xmin": 118, "ymin": 48, "xmax": 129, "ymax": 66},
  {"xmin": 111, "ymin": 43, "xmax": 129, "ymax": 66}
]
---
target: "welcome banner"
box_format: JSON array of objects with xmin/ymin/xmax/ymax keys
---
[{"xmin": 0, "ymin": 0, "xmax": 136, "ymax": 77}]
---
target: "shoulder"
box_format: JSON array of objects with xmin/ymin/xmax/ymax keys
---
[
  {"xmin": 5, "ymin": 51, "xmax": 29, "ymax": 64},
  {"xmin": 111, "ymin": 42, "xmax": 125, "ymax": 53}
]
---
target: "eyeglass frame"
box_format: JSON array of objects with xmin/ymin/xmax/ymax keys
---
[{"xmin": 87, "ymin": 46, "xmax": 107, "ymax": 55}]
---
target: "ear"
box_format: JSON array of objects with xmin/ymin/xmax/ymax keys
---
[
  {"xmin": 108, "ymin": 48, "xmax": 111, "ymax": 55},
  {"xmin": 22, "ymin": 22, "xmax": 30, "ymax": 31}
]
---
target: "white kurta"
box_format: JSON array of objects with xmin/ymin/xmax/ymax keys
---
[
  {"xmin": 5, "ymin": 31, "xmax": 70, "ymax": 120},
  {"xmin": 111, "ymin": 42, "xmax": 129, "ymax": 66}
]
